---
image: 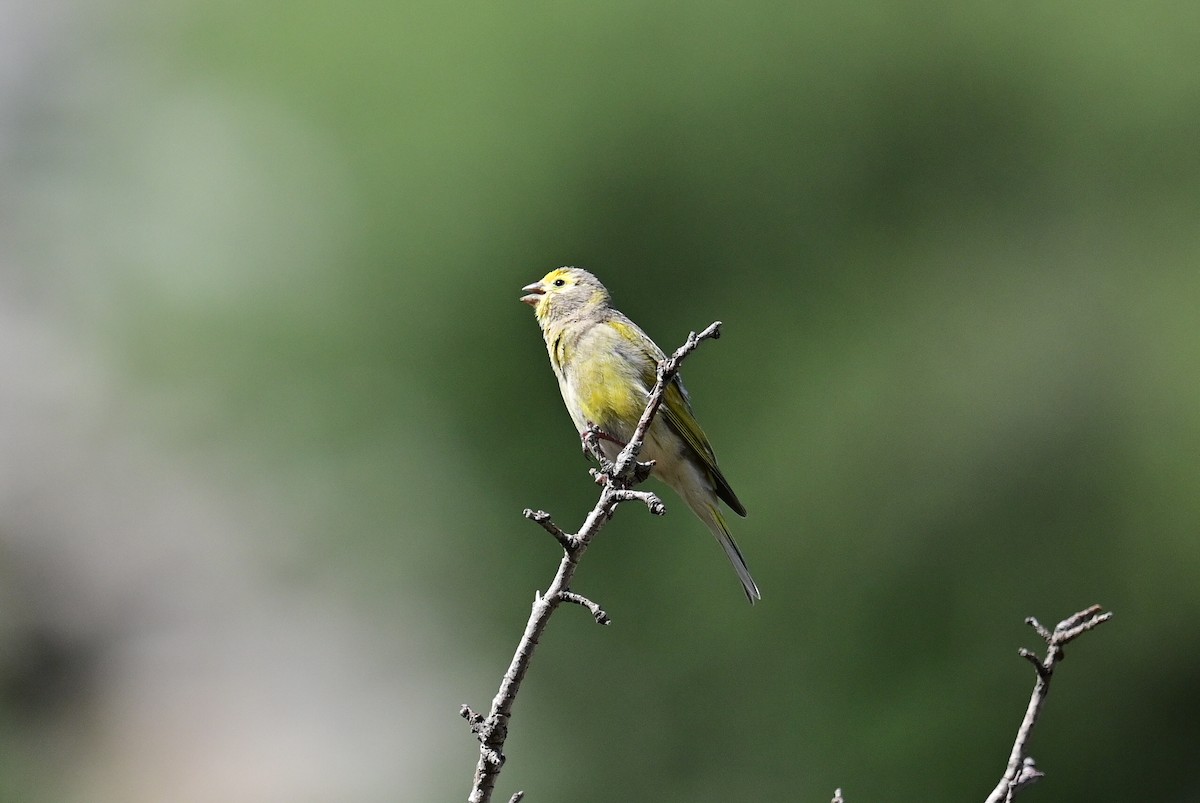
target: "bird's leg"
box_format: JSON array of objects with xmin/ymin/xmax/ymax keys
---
[
  {"xmin": 581, "ymin": 423, "xmax": 655, "ymax": 487},
  {"xmin": 580, "ymin": 423, "xmax": 624, "ymax": 475},
  {"xmin": 581, "ymin": 424, "xmax": 625, "ymax": 448}
]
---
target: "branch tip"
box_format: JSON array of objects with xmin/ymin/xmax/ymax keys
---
[
  {"xmin": 508, "ymin": 793, "xmax": 525, "ymax": 803},
  {"xmin": 1025, "ymin": 616, "xmax": 1052, "ymax": 642},
  {"xmin": 1017, "ymin": 648, "xmax": 1048, "ymax": 678},
  {"xmin": 460, "ymin": 704, "xmax": 486, "ymax": 735},
  {"xmin": 1014, "ymin": 757, "xmax": 1044, "ymax": 789},
  {"xmin": 1056, "ymin": 604, "xmax": 1104, "ymax": 632},
  {"xmin": 522, "ymin": 509, "xmax": 576, "ymax": 551},
  {"xmin": 986, "ymin": 606, "xmax": 1113, "ymax": 803},
  {"xmin": 609, "ymin": 488, "xmax": 666, "ymax": 515},
  {"xmin": 560, "ymin": 590, "xmax": 612, "ymax": 625},
  {"xmin": 1057, "ymin": 608, "xmax": 1112, "ymax": 645}
]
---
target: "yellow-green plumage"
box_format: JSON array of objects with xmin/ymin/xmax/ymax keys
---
[{"xmin": 521, "ymin": 267, "xmax": 759, "ymax": 603}]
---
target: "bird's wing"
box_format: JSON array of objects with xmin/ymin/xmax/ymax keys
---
[
  {"xmin": 660, "ymin": 380, "xmax": 747, "ymax": 517},
  {"xmin": 608, "ymin": 316, "xmax": 747, "ymax": 517}
]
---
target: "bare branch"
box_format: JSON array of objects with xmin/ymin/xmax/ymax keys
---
[
  {"xmin": 607, "ymin": 488, "xmax": 666, "ymax": 515},
  {"xmin": 1056, "ymin": 604, "xmax": 1111, "ymax": 643},
  {"xmin": 460, "ymin": 705, "xmax": 485, "ymax": 735},
  {"xmin": 1016, "ymin": 648, "xmax": 1048, "ymax": 679},
  {"xmin": 610, "ymin": 322, "xmax": 722, "ymax": 483},
  {"xmin": 984, "ymin": 605, "xmax": 1113, "ymax": 803},
  {"xmin": 560, "ymin": 590, "xmax": 611, "ymax": 625},
  {"xmin": 521, "ymin": 508, "xmax": 575, "ymax": 551},
  {"xmin": 1024, "ymin": 616, "xmax": 1052, "ymax": 643},
  {"xmin": 463, "ymin": 322, "xmax": 724, "ymax": 803}
]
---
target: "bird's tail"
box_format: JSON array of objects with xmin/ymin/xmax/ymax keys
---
[{"xmin": 700, "ymin": 502, "xmax": 761, "ymax": 604}]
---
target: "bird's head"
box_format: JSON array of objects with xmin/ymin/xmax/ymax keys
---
[{"xmin": 520, "ymin": 267, "xmax": 611, "ymax": 326}]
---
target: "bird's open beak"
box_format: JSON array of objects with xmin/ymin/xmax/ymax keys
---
[{"xmin": 520, "ymin": 282, "xmax": 545, "ymax": 306}]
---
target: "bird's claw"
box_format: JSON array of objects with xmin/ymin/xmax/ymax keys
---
[
  {"xmin": 580, "ymin": 424, "xmax": 652, "ymax": 486},
  {"xmin": 581, "ymin": 423, "xmax": 625, "ymax": 465},
  {"xmin": 630, "ymin": 458, "xmax": 655, "ymax": 484},
  {"xmin": 596, "ymin": 457, "xmax": 654, "ymax": 489}
]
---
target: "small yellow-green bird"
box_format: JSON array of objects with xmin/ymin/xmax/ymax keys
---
[{"xmin": 521, "ymin": 267, "xmax": 760, "ymax": 603}]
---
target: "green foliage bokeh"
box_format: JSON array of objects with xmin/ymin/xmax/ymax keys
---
[{"xmin": 4, "ymin": 1, "xmax": 1199, "ymax": 801}]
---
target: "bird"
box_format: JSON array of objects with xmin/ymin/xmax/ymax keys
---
[{"xmin": 520, "ymin": 266, "xmax": 760, "ymax": 603}]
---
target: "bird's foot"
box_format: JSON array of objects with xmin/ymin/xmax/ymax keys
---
[
  {"xmin": 591, "ymin": 459, "xmax": 655, "ymax": 491},
  {"xmin": 580, "ymin": 423, "xmax": 625, "ymax": 449},
  {"xmin": 627, "ymin": 458, "xmax": 655, "ymax": 484},
  {"xmin": 581, "ymin": 423, "xmax": 653, "ymax": 487},
  {"xmin": 580, "ymin": 423, "xmax": 622, "ymax": 468}
]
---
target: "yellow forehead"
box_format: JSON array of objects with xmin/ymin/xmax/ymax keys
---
[{"xmin": 542, "ymin": 268, "xmax": 575, "ymax": 284}]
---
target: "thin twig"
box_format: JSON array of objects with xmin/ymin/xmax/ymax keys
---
[
  {"xmin": 560, "ymin": 590, "xmax": 611, "ymax": 625},
  {"xmin": 607, "ymin": 488, "xmax": 667, "ymax": 514},
  {"xmin": 521, "ymin": 508, "xmax": 575, "ymax": 551},
  {"xmin": 463, "ymin": 322, "xmax": 723, "ymax": 803},
  {"xmin": 984, "ymin": 605, "xmax": 1113, "ymax": 803},
  {"xmin": 459, "ymin": 705, "xmax": 485, "ymax": 735}
]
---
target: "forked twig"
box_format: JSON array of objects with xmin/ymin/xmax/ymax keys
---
[
  {"xmin": 984, "ymin": 605, "xmax": 1113, "ymax": 803},
  {"xmin": 462, "ymin": 322, "xmax": 724, "ymax": 803}
]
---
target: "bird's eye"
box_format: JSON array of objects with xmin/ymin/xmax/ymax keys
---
[{"xmin": 553, "ymin": 278, "xmax": 566, "ymax": 287}]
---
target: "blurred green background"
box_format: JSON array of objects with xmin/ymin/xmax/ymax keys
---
[{"xmin": 1, "ymin": 1, "xmax": 1197, "ymax": 801}]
